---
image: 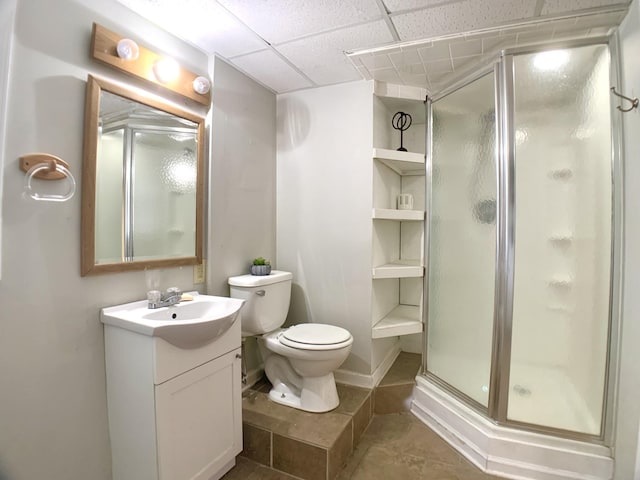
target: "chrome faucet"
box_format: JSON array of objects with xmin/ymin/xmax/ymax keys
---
[{"xmin": 148, "ymin": 287, "xmax": 182, "ymax": 309}]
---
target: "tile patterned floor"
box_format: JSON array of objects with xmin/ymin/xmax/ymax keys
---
[
  {"xmin": 222, "ymin": 352, "xmax": 501, "ymax": 479},
  {"xmin": 336, "ymin": 412, "xmax": 501, "ymax": 480},
  {"xmin": 224, "ymin": 412, "xmax": 501, "ymax": 480}
]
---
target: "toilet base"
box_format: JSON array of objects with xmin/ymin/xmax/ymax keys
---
[{"xmin": 269, "ymin": 372, "xmax": 339, "ymax": 413}]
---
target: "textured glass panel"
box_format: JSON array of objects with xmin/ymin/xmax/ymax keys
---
[
  {"xmin": 132, "ymin": 131, "xmax": 198, "ymax": 260},
  {"xmin": 427, "ymin": 72, "xmax": 496, "ymax": 407},
  {"xmin": 509, "ymin": 45, "xmax": 611, "ymax": 435}
]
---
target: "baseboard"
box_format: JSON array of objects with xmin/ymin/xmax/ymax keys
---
[
  {"xmin": 334, "ymin": 343, "xmax": 401, "ymax": 389},
  {"xmin": 241, "ymin": 367, "xmax": 265, "ymax": 392},
  {"xmin": 411, "ymin": 376, "xmax": 614, "ymax": 480}
]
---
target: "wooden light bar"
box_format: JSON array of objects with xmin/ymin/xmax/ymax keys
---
[{"xmin": 90, "ymin": 23, "xmax": 211, "ymax": 107}]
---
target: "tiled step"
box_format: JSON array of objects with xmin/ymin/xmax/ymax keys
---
[
  {"xmin": 241, "ymin": 382, "xmax": 372, "ymax": 480},
  {"xmin": 373, "ymin": 352, "xmax": 421, "ymax": 414}
]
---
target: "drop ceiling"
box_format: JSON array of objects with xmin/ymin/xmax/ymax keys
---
[{"xmin": 116, "ymin": 0, "xmax": 630, "ymax": 94}]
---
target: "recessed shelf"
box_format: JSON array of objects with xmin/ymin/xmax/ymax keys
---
[
  {"xmin": 373, "ymin": 148, "xmax": 425, "ymax": 176},
  {"xmin": 372, "ymin": 304, "xmax": 423, "ymax": 339},
  {"xmin": 372, "ymin": 208, "xmax": 425, "ymax": 221},
  {"xmin": 373, "ymin": 82, "xmax": 427, "ymax": 122},
  {"xmin": 372, "ymin": 260, "xmax": 423, "ymax": 279}
]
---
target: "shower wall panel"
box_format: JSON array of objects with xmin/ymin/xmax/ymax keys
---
[{"xmin": 508, "ymin": 45, "xmax": 612, "ymax": 435}]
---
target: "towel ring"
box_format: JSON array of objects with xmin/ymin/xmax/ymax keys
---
[{"xmin": 20, "ymin": 154, "xmax": 76, "ymax": 202}]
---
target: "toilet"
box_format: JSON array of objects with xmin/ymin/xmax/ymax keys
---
[{"xmin": 228, "ymin": 270, "xmax": 353, "ymax": 413}]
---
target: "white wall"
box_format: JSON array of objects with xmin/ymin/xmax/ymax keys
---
[
  {"xmin": 0, "ymin": 2, "xmax": 276, "ymax": 479},
  {"xmin": 207, "ymin": 57, "xmax": 277, "ymax": 373},
  {"xmin": 615, "ymin": 0, "xmax": 640, "ymax": 477},
  {"xmin": 276, "ymin": 81, "xmax": 378, "ymax": 375}
]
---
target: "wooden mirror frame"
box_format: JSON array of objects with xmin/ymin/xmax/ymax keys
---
[{"xmin": 81, "ymin": 75, "xmax": 204, "ymax": 276}]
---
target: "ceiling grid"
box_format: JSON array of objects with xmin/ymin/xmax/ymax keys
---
[{"xmin": 117, "ymin": 0, "xmax": 630, "ymax": 94}]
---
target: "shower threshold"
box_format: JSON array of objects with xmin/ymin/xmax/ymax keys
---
[{"xmin": 411, "ymin": 376, "xmax": 613, "ymax": 480}]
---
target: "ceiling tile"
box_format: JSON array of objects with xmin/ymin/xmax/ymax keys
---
[
  {"xmin": 369, "ymin": 67, "xmax": 403, "ymax": 83},
  {"xmin": 424, "ymin": 59, "xmax": 454, "ymax": 74},
  {"xmin": 515, "ymin": 26, "xmax": 555, "ymax": 44},
  {"xmin": 389, "ymin": 49, "xmax": 422, "ymax": 66},
  {"xmin": 383, "ymin": 0, "xmax": 461, "ymax": 13},
  {"xmin": 482, "ymin": 34, "xmax": 517, "ymax": 54},
  {"xmin": 392, "ymin": 0, "xmax": 537, "ymax": 42},
  {"xmin": 418, "ymin": 42, "xmax": 451, "ymax": 62},
  {"xmin": 231, "ymin": 50, "xmax": 314, "ymax": 92},
  {"xmin": 452, "ymin": 54, "xmax": 482, "ymax": 70},
  {"xmin": 117, "ymin": 0, "xmax": 267, "ymax": 58},
  {"xmin": 360, "ymin": 53, "xmax": 394, "ymax": 70},
  {"xmin": 541, "ymin": 0, "xmax": 628, "ymax": 15},
  {"xmin": 450, "ymin": 38, "xmax": 483, "ymax": 57},
  {"xmin": 552, "ymin": 27, "xmax": 591, "ymax": 40},
  {"xmin": 397, "ymin": 63, "xmax": 426, "ymax": 75},
  {"xmin": 217, "ymin": 0, "xmax": 383, "ymax": 45},
  {"xmin": 573, "ymin": 10, "xmax": 628, "ymax": 27},
  {"xmin": 276, "ymin": 20, "xmax": 395, "ymax": 85}
]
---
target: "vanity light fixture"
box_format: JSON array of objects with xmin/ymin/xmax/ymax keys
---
[
  {"xmin": 154, "ymin": 57, "xmax": 180, "ymax": 83},
  {"xmin": 116, "ymin": 38, "xmax": 139, "ymax": 61},
  {"xmin": 90, "ymin": 23, "xmax": 211, "ymax": 106}
]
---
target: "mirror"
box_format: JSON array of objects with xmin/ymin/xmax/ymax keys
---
[{"xmin": 81, "ymin": 75, "xmax": 204, "ymax": 276}]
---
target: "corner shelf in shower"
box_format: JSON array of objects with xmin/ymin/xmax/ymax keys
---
[
  {"xmin": 372, "ymin": 304, "xmax": 422, "ymax": 339},
  {"xmin": 372, "ymin": 260, "xmax": 424, "ymax": 279},
  {"xmin": 373, "ymin": 148, "xmax": 425, "ymax": 176},
  {"xmin": 372, "ymin": 208, "xmax": 425, "ymax": 221}
]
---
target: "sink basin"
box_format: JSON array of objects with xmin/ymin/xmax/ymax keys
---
[{"xmin": 101, "ymin": 292, "xmax": 245, "ymax": 348}]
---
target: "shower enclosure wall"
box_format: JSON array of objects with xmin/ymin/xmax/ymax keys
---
[{"xmin": 419, "ymin": 37, "xmax": 620, "ymax": 476}]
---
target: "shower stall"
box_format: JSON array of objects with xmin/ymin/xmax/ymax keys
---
[{"xmin": 417, "ymin": 37, "xmax": 621, "ymax": 477}]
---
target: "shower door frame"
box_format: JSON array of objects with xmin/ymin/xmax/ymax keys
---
[{"xmin": 422, "ymin": 35, "xmax": 624, "ymax": 445}]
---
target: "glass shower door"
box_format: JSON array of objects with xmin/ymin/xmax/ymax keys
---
[
  {"xmin": 426, "ymin": 72, "xmax": 497, "ymax": 408},
  {"xmin": 507, "ymin": 45, "xmax": 612, "ymax": 435}
]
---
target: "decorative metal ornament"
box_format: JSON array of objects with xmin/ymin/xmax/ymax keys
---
[{"xmin": 392, "ymin": 111, "xmax": 412, "ymax": 151}]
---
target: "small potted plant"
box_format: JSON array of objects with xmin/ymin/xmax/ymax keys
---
[{"xmin": 250, "ymin": 257, "xmax": 272, "ymax": 276}]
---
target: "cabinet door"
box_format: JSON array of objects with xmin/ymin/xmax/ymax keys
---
[{"xmin": 155, "ymin": 348, "xmax": 242, "ymax": 480}]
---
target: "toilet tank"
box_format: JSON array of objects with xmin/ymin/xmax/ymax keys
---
[{"xmin": 228, "ymin": 270, "xmax": 293, "ymax": 336}]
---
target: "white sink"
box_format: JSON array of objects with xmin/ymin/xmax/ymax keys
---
[{"xmin": 101, "ymin": 292, "xmax": 245, "ymax": 348}]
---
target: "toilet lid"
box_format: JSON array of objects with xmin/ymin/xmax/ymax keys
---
[{"xmin": 281, "ymin": 323, "xmax": 351, "ymax": 347}]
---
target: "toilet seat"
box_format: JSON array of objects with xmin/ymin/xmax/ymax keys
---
[{"xmin": 279, "ymin": 323, "xmax": 353, "ymax": 351}]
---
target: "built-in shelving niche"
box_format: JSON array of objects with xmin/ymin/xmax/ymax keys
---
[{"xmin": 371, "ymin": 82, "xmax": 426, "ymax": 340}]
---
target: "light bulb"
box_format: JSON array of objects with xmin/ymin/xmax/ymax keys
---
[
  {"xmin": 192, "ymin": 76, "xmax": 211, "ymax": 95},
  {"xmin": 154, "ymin": 57, "xmax": 180, "ymax": 83},
  {"xmin": 116, "ymin": 39, "xmax": 139, "ymax": 61}
]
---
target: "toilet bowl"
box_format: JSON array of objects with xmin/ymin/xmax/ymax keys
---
[{"xmin": 228, "ymin": 271, "xmax": 353, "ymax": 412}]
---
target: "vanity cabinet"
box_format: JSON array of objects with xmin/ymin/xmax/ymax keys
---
[
  {"xmin": 371, "ymin": 82, "xmax": 426, "ymax": 340},
  {"xmin": 104, "ymin": 318, "xmax": 242, "ymax": 480}
]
